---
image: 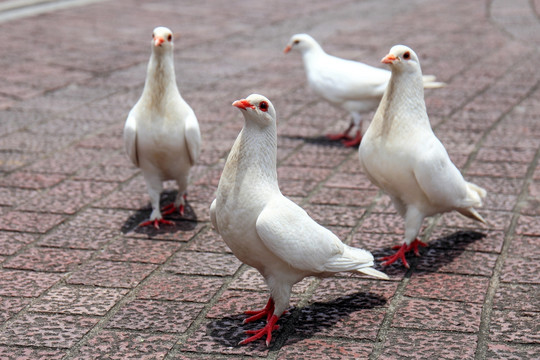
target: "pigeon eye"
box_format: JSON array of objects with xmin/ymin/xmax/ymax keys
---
[
  {"xmin": 403, "ymin": 52, "xmax": 410, "ymax": 59},
  {"xmin": 167, "ymin": 34, "xmax": 172, "ymax": 41},
  {"xmin": 259, "ymin": 101, "xmax": 269, "ymax": 112},
  {"xmin": 293, "ymin": 40, "xmax": 300, "ymax": 44},
  {"xmin": 152, "ymin": 33, "xmax": 155, "ymax": 39}
]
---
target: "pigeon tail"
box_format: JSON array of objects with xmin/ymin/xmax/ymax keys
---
[{"xmin": 422, "ymin": 74, "xmax": 446, "ymax": 89}]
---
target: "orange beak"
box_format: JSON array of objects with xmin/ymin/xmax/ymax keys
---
[
  {"xmin": 232, "ymin": 99, "xmax": 254, "ymax": 110},
  {"xmin": 283, "ymin": 44, "xmax": 292, "ymax": 54},
  {"xmin": 154, "ymin": 37, "xmax": 165, "ymax": 47},
  {"xmin": 381, "ymin": 53, "xmax": 397, "ymax": 64}
]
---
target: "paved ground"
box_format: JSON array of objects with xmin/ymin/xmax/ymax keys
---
[{"xmin": 0, "ymin": 0, "xmax": 539, "ymax": 359}]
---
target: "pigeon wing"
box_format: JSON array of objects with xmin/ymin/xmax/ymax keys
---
[
  {"xmin": 123, "ymin": 111, "xmax": 139, "ymax": 167},
  {"xmin": 184, "ymin": 109, "xmax": 201, "ymax": 166}
]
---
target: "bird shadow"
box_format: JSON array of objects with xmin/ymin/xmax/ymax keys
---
[
  {"xmin": 120, "ymin": 190, "xmax": 198, "ymax": 236},
  {"xmin": 372, "ymin": 230, "xmax": 487, "ymax": 272},
  {"xmin": 206, "ymin": 291, "xmax": 386, "ymax": 349},
  {"xmin": 280, "ymin": 135, "xmax": 354, "ymax": 148}
]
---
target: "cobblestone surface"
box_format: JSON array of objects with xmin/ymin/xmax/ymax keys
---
[{"xmin": 0, "ymin": 0, "xmax": 539, "ymax": 358}]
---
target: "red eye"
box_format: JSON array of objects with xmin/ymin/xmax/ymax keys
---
[
  {"xmin": 403, "ymin": 51, "xmax": 410, "ymax": 59},
  {"xmin": 167, "ymin": 34, "xmax": 172, "ymax": 41},
  {"xmin": 259, "ymin": 101, "xmax": 269, "ymax": 112}
]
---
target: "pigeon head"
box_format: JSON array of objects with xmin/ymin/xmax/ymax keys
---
[
  {"xmin": 233, "ymin": 94, "xmax": 276, "ymax": 127},
  {"xmin": 284, "ymin": 33, "xmax": 318, "ymax": 54},
  {"xmin": 152, "ymin": 26, "xmax": 174, "ymax": 50},
  {"xmin": 381, "ymin": 45, "xmax": 421, "ymax": 74}
]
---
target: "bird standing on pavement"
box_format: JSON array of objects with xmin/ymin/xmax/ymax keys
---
[
  {"xmin": 284, "ymin": 34, "xmax": 445, "ymax": 147},
  {"xmin": 210, "ymin": 94, "xmax": 388, "ymax": 347},
  {"xmin": 359, "ymin": 45, "xmax": 487, "ymax": 268},
  {"xmin": 124, "ymin": 27, "xmax": 201, "ymax": 229}
]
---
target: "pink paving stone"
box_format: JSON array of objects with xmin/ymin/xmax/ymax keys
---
[
  {"xmin": 0, "ymin": 232, "xmax": 36, "ymax": 255},
  {"xmin": 392, "ymin": 298, "xmax": 482, "ymax": 332},
  {"xmin": 0, "ymin": 346, "xmax": 65, "ymax": 360},
  {"xmin": 0, "ymin": 269, "xmax": 61, "ymax": 297},
  {"xmin": 206, "ymin": 289, "xmax": 270, "ymax": 319},
  {"xmin": 93, "ymin": 190, "xmax": 150, "ymax": 210},
  {"xmin": 515, "ymin": 214, "xmax": 540, "ymax": 236},
  {"xmin": 507, "ymin": 235, "xmax": 540, "ymax": 259},
  {"xmin": 184, "ymin": 228, "xmax": 232, "ymax": 253},
  {"xmin": 489, "ymin": 309, "xmax": 540, "ymax": 343},
  {"xmin": 310, "ymin": 187, "xmax": 378, "ymax": 207},
  {"xmin": 0, "ymin": 313, "xmax": 98, "ymax": 348},
  {"xmin": 277, "ymin": 338, "xmax": 372, "ymax": 360},
  {"xmin": 75, "ymin": 330, "xmax": 176, "ymax": 360},
  {"xmin": 466, "ymin": 175, "xmax": 524, "ymax": 195},
  {"xmin": 106, "ymin": 299, "xmax": 204, "ymax": 333},
  {"xmin": 68, "ymin": 208, "xmax": 132, "ymax": 229},
  {"xmin": 37, "ymin": 224, "xmax": 120, "ymax": 250},
  {"xmin": 439, "ymin": 210, "xmax": 509, "ymax": 231},
  {"xmin": 229, "ymin": 267, "xmax": 312, "ymax": 294},
  {"xmin": 493, "ymin": 283, "xmax": 540, "ymax": 312},
  {"xmin": 356, "ymin": 212, "xmax": 405, "ymax": 234},
  {"xmin": 428, "ymin": 228, "xmax": 504, "ymax": 253},
  {"xmin": 0, "ymin": 297, "xmax": 30, "ymax": 322},
  {"xmin": 277, "ymin": 166, "xmax": 332, "ymax": 182},
  {"xmin": 137, "ymin": 273, "xmax": 224, "ymax": 302},
  {"xmin": 0, "ymin": 172, "xmax": 66, "ymax": 189},
  {"xmin": 97, "ymin": 237, "xmax": 182, "ymax": 264},
  {"xmin": 181, "ymin": 319, "xmax": 270, "ymax": 357},
  {"xmin": 30, "ymin": 286, "xmax": 128, "ymax": 316},
  {"xmin": 466, "ymin": 161, "xmax": 530, "ymax": 178},
  {"xmin": 486, "ymin": 343, "xmax": 540, "ymax": 360},
  {"xmin": 324, "ymin": 172, "xmax": 375, "ymax": 189},
  {"xmin": 67, "ymin": 260, "xmax": 156, "ymax": 288},
  {"xmin": 405, "ymin": 272, "xmax": 489, "ymax": 303},
  {"xmin": 379, "ymin": 330, "xmax": 477, "ymax": 360},
  {"xmin": 303, "ymin": 204, "xmax": 366, "ymax": 227},
  {"xmin": 0, "ymin": 187, "xmax": 40, "ymax": 207},
  {"xmin": 500, "ymin": 256, "xmax": 540, "ymax": 284},
  {"xmin": 416, "ymin": 248, "xmax": 498, "ymax": 276},
  {"xmin": 73, "ymin": 164, "xmax": 138, "ymax": 183},
  {"xmin": 3, "ymin": 247, "xmax": 92, "ymax": 272},
  {"xmin": 282, "ymin": 151, "xmax": 349, "ymax": 169},
  {"xmin": 312, "ymin": 278, "xmax": 398, "ymax": 308},
  {"xmin": 163, "ymin": 251, "xmax": 241, "ymax": 277},
  {"xmin": 0, "ymin": 211, "xmax": 65, "ymax": 233},
  {"xmin": 475, "ymin": 147, "xmax": 537, "ymax": 163}
]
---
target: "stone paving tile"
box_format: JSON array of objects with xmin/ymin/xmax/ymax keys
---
[
  {"xmin": 75, "ymin": 330, "xmax": 177, "ymax": 360},
  {"xmin": 486, "ymin": 343, "xmax": 540, "ymax": 360},
  {"xmin": 493, "ymin": 283, "xmax": 540, "ymax": 312},
  {"xmin": 489, "ymin": 309, "xmax": 540, "ymax": 343},
  {"xmin": 507, "ymin": 235, "xmax": 540, "ymax": 259},
  {"xmin": 428, "ymin": 228, "xmax": 504, "ymax": 253},
  {"xmin": 416, "ymin": 248, "xmax": 498, "ymax": 276},
  {"xmin": 405, "ymin": 272, "xmax": 489, "ymax": 303},
  {"xmin": 0, "ymin": 346, "xmax": 65, "ymax": 360},
  {"xmin": 0, "ymin": 269, "xmax": 62, "ymax": 297},
  {"xmin": 277, "ymin": 338, "xmax": 373, "ymax": 360},
  {"xmin": 303, "ymin": 204, "xmax": 366, "ymax": 227},
  {"xmin": 206, "ymin": 290, "xmax": 269, "ymax": 319},
  {"xmin": 183, "ymin": 228, "xmax": 232, "ymax": 253},
  {"xmin": 106, "ymin": 299, "xmax": 204, "ymax": 333},
  {"xmin": 163, "ymin": 251, "xmax": 241, "ymax": 277},
  {"xmin": 137, "ymin": 273, "xmax": 225, "ymax": 302},
  {"xmin": 0, "ymin": 296, "xmax": 30, "ymax": 322},
  {"xmin": 3, "ymin": 247, "xmax": 93, "ymax": 272},
  {"xmin": 97, "ymin": 237, "xmax": 182, "ymax": 264},
  {"xmin": 30, "ymin": 286, "xmax": 129, "ymax": 316},
  {"xmin": 500, "ymin": 255, "xmax": 540, "ymax": 284},
  {"xmin": 0, "ymin": 232, "xmax": 36, "ymax": 256},
  {"xmin": 392, "ymin": 298, "xmax": 482, "ymax": 333},
  {"xmin": 379, "ymin": 330, "xmax": 477, "ymax": 360},
  {"xmin": 0, "ymin": 211, "xmax": 65, "ymax": 233},
  {"xmin": 515, "ymin": 214, "xmax": 540, "ymax": 236},
  {"xmin": 67, "ymin": 260, "xmax": 156, "ymax": 288},
  {"xmin": 0, "ymin": 172, "xmax": 66, "ymax": 189},
  {"xmin": 0, "ymin": 313, "xmax": 98, "ymax": 348},
  {"xmin": 37, "ymin": 224, "xmax": 120, "ymax": 250}
]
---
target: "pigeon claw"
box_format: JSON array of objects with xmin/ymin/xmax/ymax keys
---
[
  {"xmin": 138, "ymin": 218, "xmax": 174, "ymax": 229},
  {"xmin": 326, "ymin": 132, "xmax": 352, "ymax": 141},
  {"xmin": 380, "ymin": 243, "xmax": 410, "ymax": 268},
  {"xmin": 341, "ymin": 130, "xmax": 362, "ymax": 147},
  {"xmin": 239, "ymin": 315, "xmax": 280, "ymax": 347},
  {"xmin": 244, "ymin": 298, "xmax": 275, "ymax": 324},
  {"xmin": 409, "ymin": 238, "xmax": 428, "ymax": 256}
]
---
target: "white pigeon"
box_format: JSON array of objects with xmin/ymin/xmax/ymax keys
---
[
  {"xmin": 210, "ymin": 94, "xmax": 388, "ymax": 347},
  {"xmin": 124, "ymin": 27, "xmax": 201, "ymax": 229},
  {"xmin": 284, "ymin": 34, "xmax": 445, "ymax": 147},
  {"xmin": 359, "ymin": 45, "xmax": 487, "ymax": 268}
]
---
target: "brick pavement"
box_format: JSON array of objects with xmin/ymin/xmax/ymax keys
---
[{"xmin": 0, "ymin": 0, "xmax": 539, "ymax": 359}]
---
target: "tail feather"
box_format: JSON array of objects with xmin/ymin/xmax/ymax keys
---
[
  {"xmin": 355, "ymin": 267, "xmax": 389, "ymax": 280},
  {"xmin": 457, "ymin": 207, "xmax": 487, "ymax": 225},
  {"xmin": 422, "ymin": 74, "xmax": 446, "ymax": 89},
  {"xmin": 323, "ymin": 245, "xmax": 389, "ymax": 280},
  {"xmin": 458, "ymin": 181, "xmax": 488, "ymax": 225}
]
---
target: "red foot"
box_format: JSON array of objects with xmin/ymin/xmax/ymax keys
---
[
  {"xmin": 341, "ymin": 130, "xmax": 362, "ymax": 147},
  {"xmin": 239, "ymin": 314, "xmax": 280, "ymax": 347},
  {"xmin": 326, "ymin": 132, "xmax": 352, "ymax": 141},
  {"xmin": 383, "ymin": 238, "xmax": 428, "ymax": 268},
  {"xmin": 161, "ymin": 203, "xmax": 185, "ymax": 216},
  {"xmin": 138, "ymin": 218, "xmax": 174, "ymax": 229},
  {"xmin": 244, "ymin": 298, "xmax": 275, "ymax": 323}
]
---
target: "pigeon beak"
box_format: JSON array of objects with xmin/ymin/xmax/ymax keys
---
[
  {"xmin": 381, "ymin": 53, "xmax": 397, "ymax": 64},
  {"xmin": 232, "ymin": 99, "xmax": 254, "ymax": 110},
  {"xmin": 154, "ymin": 37, "xmax": 165, "ymax": 47},
  {"xmin": 283, "ymin": 44, "xmax": 292, "ymax": 54}
]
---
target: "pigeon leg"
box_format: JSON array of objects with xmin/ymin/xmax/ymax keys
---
[
  {"xmin": 138, "ymin": 218, "xmax": 174, "ymax": 229},
  {"xmin": 408, "ymin": 238, "xmax": 428, "ymax": 256},
  {"xmin": 326, "ymin": 123, "xmax": 353, "ymax": 141},
  {"xmin": 342, "ymin": 130, "xmax": 362, "ymax": 147},
  {"xmin": 161, "ymin": 193, "xmax": 187, "ymax": 216},
  {"xmin": 244, "ymin": 298, "xmax": 274, "ymax": 323},
  {"xmin": 239, "ymin": 314, "xmax": 280, "ymax": 347},
  {"xmin": 380, "ymin": 243, "xmax": 410, "ymax": 268}
]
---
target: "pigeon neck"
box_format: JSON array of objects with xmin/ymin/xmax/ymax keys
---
[{"xmin": 142, "ymin": 51, "xmax": 179, "ymax": 107}]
